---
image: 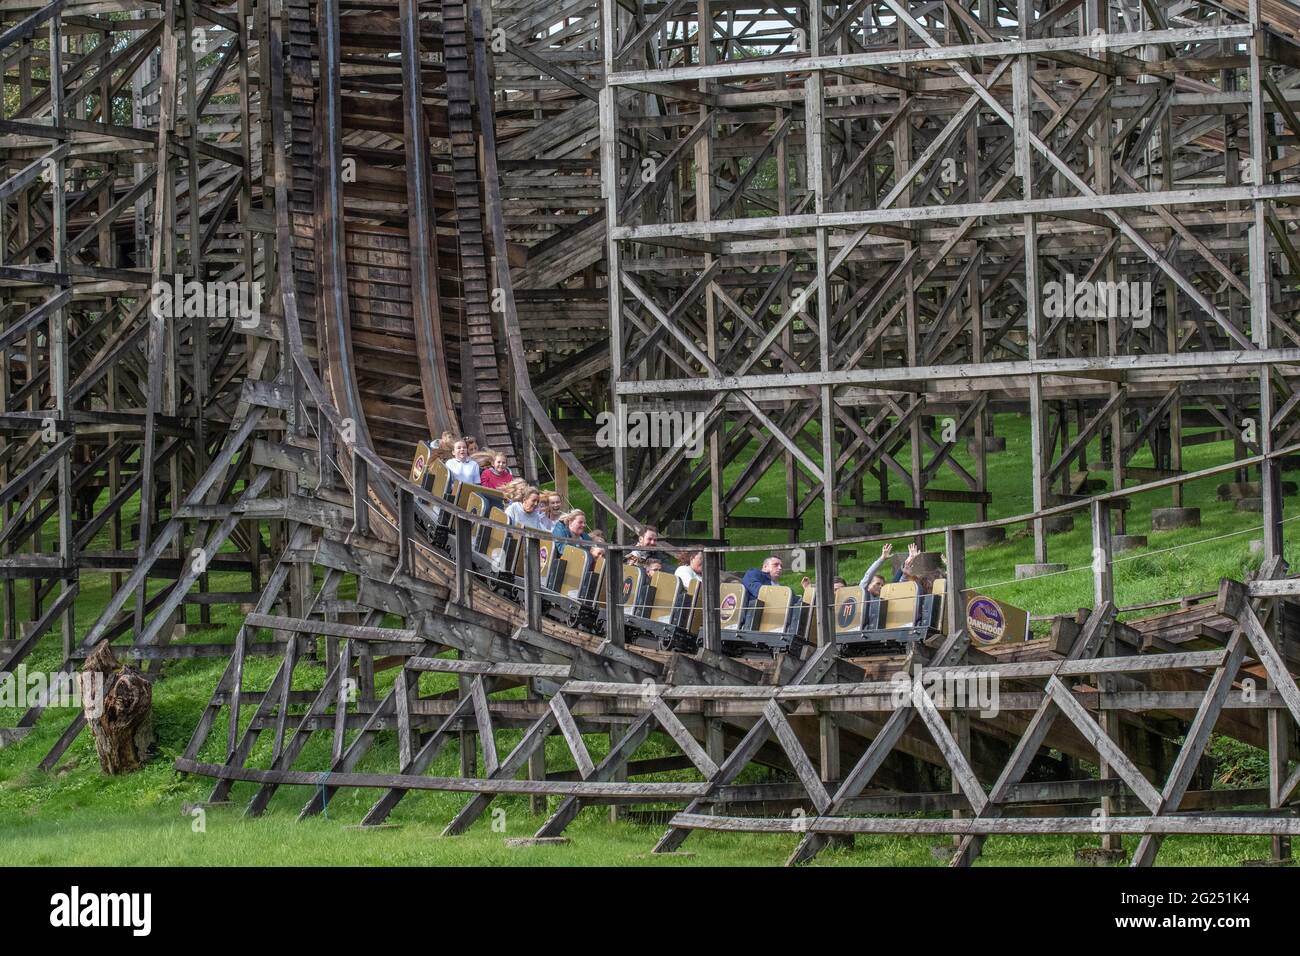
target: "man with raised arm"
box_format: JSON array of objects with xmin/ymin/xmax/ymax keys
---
[{"xmin": 859, "ymin": 542, "xmax": 894, "ymax": 597}]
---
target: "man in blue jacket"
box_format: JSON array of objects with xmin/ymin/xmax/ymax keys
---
[{"xmin": 741, "ymin": 555, "xmax": 783, "ymax": 599}]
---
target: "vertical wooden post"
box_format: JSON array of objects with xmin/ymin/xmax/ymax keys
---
[
  {"xmin": 701, "ymin": 547, "xmax": 725, "ymax": 762},
  {"xmin": 527, "ymin": 677, "xmax": 547, "ymax": 814},
  {"xmin": 944, "ymin": 528, "xmax": 966, "ymax": 639},
  {"xmin": 458, "ymin": 675, "xmax": 477, "ymax": 778},
  {"xmin": 604, "ymin": 546, "xmax": 625, "ymax": 648},
  {"xmin": 1248, "ymin": 0, "xmax": 1291, "ymax": 863},
  {"xmin": 1016, "ymin": 0, "xmax": 1047, "ymax": 566},
  {"xmin": 1091, "ymin": 500, "xmax": 1113, "ymax": 607},
  {"xmin": 894, "ymin": 9, "xmax": 923, "ymax": 546},
  {"xmin": 700, "ymin": 550, "xmax": 722, "ymax": 654},
  {"xmin": 137, "ymin": 0, "xmax": 179, "ymax": 634},
  {"xmin": 813, "ymin": 543, "xmax": 835, "ymax": 649},
  {"xmin": 949, "ymin": 708, "xmax": 971, "ymax": 846},
  {"xmin": 1092, "ymin": 498, "xmax": 1121, "ymax": 855},
  {"xmin": 598, "ymin": 0, "xmax": 625, "ymax": 524},
  {"xmin": 352, "ymin": 454, "xmax": 370, "ymax": 536},
  {"xmin": 1267, "ymin": 632, "xmax": 1293, "ymax": 862},
  {"xmin": 398, "ymin": 488, "xmax": 415, "ymax": 576},
  {"xmin": 805, "ymin": 6, "xmax": 836, "ymax": 544},
  {"xmin": 358, "ymin": 645, "xmax": 376, "ymax": 710},
  {"xmin": 812, "ymin": 543, "xmax": 843, "ymax": 840},
  {"xmin": 522, "ymin": 413, "xmax": 538, "ymax": 484},
  {"xmin": 317, "ymin": 407, "xmax": 334, "ymax": 490},
  {"xmin": 552, "ymin": 451, "xmax": 569, "ymax": 506},
  {"xmin": 944, "ymin": 528, "xmax": 969, "ymax": 843},
  {"xmin": 394, "ymin": 666, "xmax": 417, "ymax": 768},
  {"xmin": 694, "ymin": 0, "xmax": 722, "ymax": 543},
  {"xmin": 181, "ymin": 0, "xmax": 206, "ymax": 534},
  {"xmin": 523, "ymin": 535, "xmax": 542, "ymax": 632},
  {"xmin": 453, "ymin": 515, "xmax": 473, "ymax": 603},
  {"xmin": 47, "ymin": 13, "xmax": 74, "ymax": 660}
]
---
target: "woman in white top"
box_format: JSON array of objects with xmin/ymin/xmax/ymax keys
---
[
  {"xmin": 445, "ymin": 438, "xmax": 481, "ymax": 485},
  {"xmin": 675, "ymin": 550, "xmax": 703, "ymax": 588},
  {"xmin": 505, "ymin": 488, "xmax": 551, "ymax": 531}
]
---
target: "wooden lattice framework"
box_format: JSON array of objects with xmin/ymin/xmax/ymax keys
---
[
  {"xmin": 599, "ymin": 0, "xmax": 1300, "ymax": 557},
  {"xmin": 0, "ymin": 0, "xmax": 268, "ymax": 745},
  {"xmin": 4, "ymin": 0, "xmax": 1300, "ymax": 869}
]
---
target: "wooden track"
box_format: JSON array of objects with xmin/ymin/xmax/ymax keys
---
[
  {"xmin": 284, "ymin": 0, "xmax": 614, "ymax": 479},
  {"xmin": 288, "ymin": 0, "xmax": 502, "ymax": 470},
  {"xmin": 278, "ymin": 0, "xmax": 749, "ymax": 687},
  {"xmin": 443, "ymin": 0, "xmax": 515, "ymax": 462}
]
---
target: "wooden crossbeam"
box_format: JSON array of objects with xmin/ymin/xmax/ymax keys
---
[{"xmin": 949, "ymin": 603, "xmax": 1115, "ymax": 867}]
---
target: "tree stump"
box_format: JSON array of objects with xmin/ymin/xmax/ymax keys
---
[{"xmin": 82, "ymin": 641, "xmax": 155, "ymax": 774}]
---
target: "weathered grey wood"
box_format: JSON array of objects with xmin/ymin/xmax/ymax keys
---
[
  {"xmin": 244, "ymin": 613, "xmax": 419, "ymax": 643},
  {"xmin": 912, "ymin": 681, "xmax": 987, "ymax": 816},
  {"xmin": 549, "ymin": 693, "xmax": 595, "ymax": 779},
  {"xmin": 21, "ymin": 0, "xmax": 1300, "ymax": 873},
  {"xmin": 649, "ymin": 698, "xmax": 718, "ymax": 778},
  {"xmin": 405, "ymin": 658, "xmax": 571, "ymax": 678},
  {"xmin": 178, "ymin": 759, "xmax": 712, "ymax": 797},
  {"xmin": 469, "ymin": 676, "xmax": 499, "ymax": 776},
  {"xmin": 949, "ymin": 604, "xmax": 1116, "ymax": 866},
  {"xmin": 1131, "ymin": 633, "xmax": 1249, "ymax": 867},
  {"xmin": 608, "ymin": 24, "xmax": 1253, "ymax": 87},
  {"xmin": 361, "ymin": 692, "xmax": 478, "ymax": 826},
  {"xmin": 246, "ymin": 654, "xmax": 350, "ymax": 817},
  {"xmin": 442, "ymin": 710, "xmax": 560, "ymax": 835},
  {"xmin": 763, "ymin": 699, "xmax": 831, "ymax": 814},
  {"xmin": 672, "ymin": 813, "xmax": 1300, "ymax": 836},
  {"xmin": 1225, "ymin": 583, "xmax": 1300, "ymax": 723},
  {"xmin": 535, "ymin": 712, "xmax": 657, "ymax": 838},
  {"xmin": 1046, "ymin": 676, "xmax": 1163, "ymax": 813},
  {"xmin": 784, "ymin": 630, "xmax": 971, "ymax": 865}
]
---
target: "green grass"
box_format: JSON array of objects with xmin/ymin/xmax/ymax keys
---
[{"xmin": 0, "ymin": 413, "xmax": 1293, "ymax": 865}]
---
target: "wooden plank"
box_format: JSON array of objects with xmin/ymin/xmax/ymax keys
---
[
  {"xmin": 1046, "ymin": 675, "xmax": 1163, "ymax": 813},
  {"xmin": 549, "ymin": 693, "xmax": 595, "ymax": 778},
  {"xmin": 650, "ymin": 697, "xmax": 718, "ymax": 778}
]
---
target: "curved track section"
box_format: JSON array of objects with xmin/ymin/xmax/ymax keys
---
[
  {"xmin": 271, "ymin": 0, "xmax": 693, "ymax": 680},
  {"xmin": 291, "ymin": 0, "xmax": 466, "ymax": 468},
  {"xmin": 292, "ymin": 0, "xmax": 635, "ymax": 519}
]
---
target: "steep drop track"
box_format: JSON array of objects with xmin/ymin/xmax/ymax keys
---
[
  {"xmin": 284, "ymin": 0, "xmax": 672, "ymax": 672},
  {"xmin": 443, "ymin": 0, "xmax": 515, "ymax": 460},
  {"xmin": 287, "ymin": 0, "xmax": 516, "ymax": 469}
]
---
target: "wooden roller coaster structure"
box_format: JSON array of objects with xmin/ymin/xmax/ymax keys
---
[{"xmin": 4, "ymin": 0, "xmax": 1300, "ymax": 866}]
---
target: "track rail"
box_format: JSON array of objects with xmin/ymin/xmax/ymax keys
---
[{"xmin": 444, "ymin": 0, "xmax": 515, "ymax": 461}]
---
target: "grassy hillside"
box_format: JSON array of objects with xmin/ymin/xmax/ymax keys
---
[{"xmin": 0, "ymin": 413, "xmax": 1293, "ymax": 865}]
